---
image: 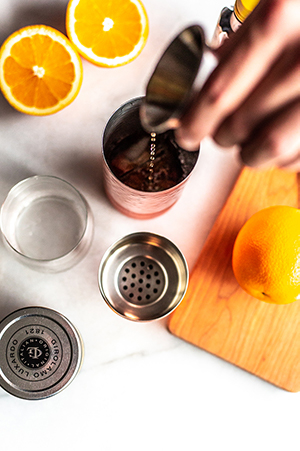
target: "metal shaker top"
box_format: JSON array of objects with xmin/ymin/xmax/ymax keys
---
[
  {"xmin": 98, "ymin": 232, "xmax": 188, "ymax": 321},
  {"xmin": 140, "ymin": 25, "xmax": 206, "ymax": 134},
  {"xmin": 0, "ymin": 306, "xmax": 83, "ymax": 400}
]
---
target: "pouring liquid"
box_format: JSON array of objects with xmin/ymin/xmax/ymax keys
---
[{"xmin": 104, "ymin": 103, "xmax": 198, "ymax": 192}]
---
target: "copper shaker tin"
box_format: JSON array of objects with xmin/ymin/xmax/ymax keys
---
[{"xmin": 102, "ymin": 97, "xmax": 199, "ymax": 219}]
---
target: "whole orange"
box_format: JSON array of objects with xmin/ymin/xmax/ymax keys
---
[{"xmin": 232, "ymin": 206, "xmax": 300, "ymax": 304}]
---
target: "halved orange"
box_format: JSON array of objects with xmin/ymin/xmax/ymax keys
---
[
  {"xmin": 0, "ymin": 25, "xmax": 83, "ymax": 115},
  {"xmin": 66, "ymin": 0, "xmax": 149, "ymax": 67}
]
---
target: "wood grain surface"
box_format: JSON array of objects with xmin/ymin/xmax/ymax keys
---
[{"xmin": 168, "ymin": 167, "xmax": 300, "ymax": 392}]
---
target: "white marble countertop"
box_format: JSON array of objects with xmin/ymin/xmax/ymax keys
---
[{"xmin": 0, "ymin": 1, "xmax": 299, "ymax": 450}]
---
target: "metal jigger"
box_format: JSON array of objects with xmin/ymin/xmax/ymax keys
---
[{"xmin": 140, "ymin": 25, "xmax": 217, "ymax": 135}]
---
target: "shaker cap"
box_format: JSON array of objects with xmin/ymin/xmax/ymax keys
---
[
  {"xmin": 0, "ymin": 306, "xmax": 83, "ymax": 400},
  {"xmin": 98, "ymin": 232, "xmax": 188, "ymax": 321}
]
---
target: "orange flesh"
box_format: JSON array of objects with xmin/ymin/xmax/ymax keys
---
[
  {"xmin": 3, "ymin": 35, "xmax": 76, "ymax": 109},
  {"xmin": 73, "ymin": 0, "xmax": 142, "ymax": 58}
]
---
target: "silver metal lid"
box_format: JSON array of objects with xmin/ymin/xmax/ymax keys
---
[
  {"xmin": 98, "ymin": 232, "xmax": 189, "ymax": 321},
  {"xmin": 140, "ymin": 25, "xmax": 205, "ymax": 134},
  {"xmin": 0, "ymin": 307, "xmax": 83, "ymax": 400}
]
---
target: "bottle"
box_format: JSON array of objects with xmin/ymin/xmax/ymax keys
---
[{"xmin": 211, "ymin": 0, "xmax": 260, "ymax": 48}]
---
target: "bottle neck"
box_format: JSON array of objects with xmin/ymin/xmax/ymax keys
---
[
  {"xmin": 211, "ymin": 0, "xmax": 259, "ymax": 48},
  {"xmin": 230, "ymin": 10, "xmax": 242, "ymax": 32},
  {"xmin": 234, "ymin": 0, "xmax": 260, "ymax": 23}
]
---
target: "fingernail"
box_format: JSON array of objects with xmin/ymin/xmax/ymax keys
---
[
  {"xmin": 174, "ymin": 129, "xmax": 200, "ymax": 151},
  {"xmin": 214, "ymin": 122, "xmax": 236, "ymax": 147},
  {"xmin": 240, "ymin": 143, "xmax": 274, "ymax": 168}
]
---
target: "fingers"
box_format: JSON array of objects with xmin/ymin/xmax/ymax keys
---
[
  {"xmin": 279, "ymin": 154, "xmax": 300, "ymax": 172},
  {"xmin": 175, "ymin": 0, "xmax": 300, "ymax": 152},
  {"xmin": 239, "ymin": 99, "xmax": 300, "ymax": 168},
  {"xmin": 214, "ymin": 41, "xmax": 300, "ymax": 147}
]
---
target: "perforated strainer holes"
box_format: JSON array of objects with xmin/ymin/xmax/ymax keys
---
[{"xmin": 118, "ymin": 257, "xmax": 165, "ymax": 305}]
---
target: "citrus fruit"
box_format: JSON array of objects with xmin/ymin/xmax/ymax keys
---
[
  {"xmin": 0, "ymin": 25, "xmax": 83, "ymax": 115},
  {"xmin": 66, "ymin": 0, "xmax": 149, "ymax": 67},
  {"xmin": 232, "ymin": 205, "xmax": 300, "ymax": 304}
]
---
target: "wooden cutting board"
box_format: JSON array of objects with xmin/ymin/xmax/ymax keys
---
[{"xmin": 168, "ymin": 167, "xmax": 300, "ymax": 392}]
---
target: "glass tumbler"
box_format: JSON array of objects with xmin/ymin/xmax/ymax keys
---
[{"xmin": 0, "ymin": 175, "xmax": 93, "ymax": 272}]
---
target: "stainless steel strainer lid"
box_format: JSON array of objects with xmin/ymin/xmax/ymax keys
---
[
  {"xmin": 98, "ymin": 232, "xmax": 188, "ymax": 321},
  {"xmin": 0, "ymin": 306, "xmax": 83, "ymax": 400}
]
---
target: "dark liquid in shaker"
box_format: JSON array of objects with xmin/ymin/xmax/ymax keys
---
[{"xmin": 103, "ymin": 98, "xmax": 199, "ymax": 192}]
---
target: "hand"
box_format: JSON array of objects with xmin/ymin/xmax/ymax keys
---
[{"xmin": 175, "ymin": 0, "xmax": 300, "ymax": 170}]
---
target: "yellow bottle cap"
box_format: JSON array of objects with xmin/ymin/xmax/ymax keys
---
[{"xmin": 234, "ymin": 0, "xmax": 260, "ymax": 22}]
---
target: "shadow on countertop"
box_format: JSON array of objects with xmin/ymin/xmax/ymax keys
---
[
  {"xmin": 57, "ymin": 147, "xmax": 105, "ymax": 200},
  {"xmin": 0, "ymin": 0, "xmax": 69, "ymax": 46},
  {"xmin": 0, "ymin": 292, "xmax": 26, "ymax": 323},
  {"xmin": 0, "ymin": 91, "xmax": 19, "ymax": 118}
]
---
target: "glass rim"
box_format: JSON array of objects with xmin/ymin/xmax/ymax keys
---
[{"xmin": 0, "ymin": 175, "xmax": 91, "ymax": 264}]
